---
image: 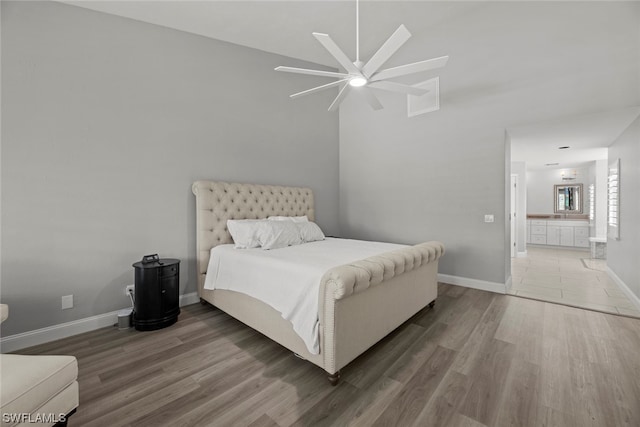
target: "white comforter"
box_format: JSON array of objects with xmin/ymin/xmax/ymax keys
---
[{"xmin": 204, "ymin": 238, "xmax": 407, "ymax": 354}]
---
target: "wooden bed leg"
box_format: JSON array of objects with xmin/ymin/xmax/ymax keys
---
[
  {"xmin": 428, "ymin": 300, "xmax": 436, "ymax": 309},
  {"xmin": 328, "ymin": 371, "xmax": 341, "ymax": 386}
]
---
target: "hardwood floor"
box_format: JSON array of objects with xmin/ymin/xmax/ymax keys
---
[{"xmin": 20, "ymin": 283, "xmax": 640, "ymax": 426}]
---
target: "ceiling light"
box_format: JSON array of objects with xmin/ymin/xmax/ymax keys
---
[
  {"xmin": 274, "ymin": 0, "xmax": 449, "ymax": 111},
  {"xmin": 558, "ymin": 146, "xmax": 570, "ymax": 150},
  {"xmin": 349, "ymin": 77, "xmax": 367, "ymax": 87}
]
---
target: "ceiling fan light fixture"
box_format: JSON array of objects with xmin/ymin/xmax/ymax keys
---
[
  {"xmin": 349, "ymin": 76, "xmax": 367, "ymax": 87},
  {"xmin": 274, "ymin": 0, "xmax": 449, "ymax": 111}
]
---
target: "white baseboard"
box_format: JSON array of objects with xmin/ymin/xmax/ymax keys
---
[
  {"xmin": 0, "ymin": 292, "xmax": 199, "ymax": 353},
  {"xmin": 179, "ymin": 292, "xmax": 200, "ymax": 306},
  {"xmin": 438, "ymin": 274, "xmax": 507, "ymax": 294},
  {"xmin": 607, "ymin": 267, "xmax": 640, "ymax": 310},
  {"xmin": 1, "ymin": 311, "xmax": 119, "ymax": 353}
]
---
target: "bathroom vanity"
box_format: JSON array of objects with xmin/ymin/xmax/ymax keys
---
[{"xmin": 526, "ymin": 218, "xmax": 590, "ymax": 248}]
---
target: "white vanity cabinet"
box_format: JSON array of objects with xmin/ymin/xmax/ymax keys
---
[
  {"xmin": 574, "ymin": 226, "xmax": 590, "ymax": 248},
  {"xmin": 529, "ymin": 220, "xmax": 547, "ymax": 245},
  {"xmin": 527, "ymin": 219, "xmax": 589, "ymax": 248},
  {"xmin": 546, "ymin": 224, "xmax": 574, "ymax": 246},
  {"xmin": 561, "ymin": 227, "xmax": 575, "ymax": 246}
]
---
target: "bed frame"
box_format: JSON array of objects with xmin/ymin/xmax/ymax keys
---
[{"xmin": 192, "ymin": 180, "xmax": 444, "ymax": 384}]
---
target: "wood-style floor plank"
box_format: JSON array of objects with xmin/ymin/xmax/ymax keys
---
[
  {"xmin": 16, "ymin": 283, "xmax": 640, "ymax": 427},
  {"xmin": 493, "ymin": 358, "xmax": 540, "ymax": 427},
  {"xmin": 410, "ymin": 370, "xmax": 471, "ymax": 427},
  {"xmin": 456, "ymin": 338, "xmax": 516, "ymax": 426},
  {"xmin": 372, "ymin": 345, "xmax": 457, "ymax": 427},
  {"xmin": 341, "ymin": 376, "xmax": 403, "ymax": 427}
]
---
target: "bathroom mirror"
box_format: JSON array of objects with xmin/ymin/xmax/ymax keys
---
[{"xmin": 554, "ymin": 184, "xmax": 583, "ymax": 214}]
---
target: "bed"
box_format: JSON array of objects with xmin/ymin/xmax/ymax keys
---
[{"xmin": 192, "ymin": 180, "xmax": 444, "ymax": 384}]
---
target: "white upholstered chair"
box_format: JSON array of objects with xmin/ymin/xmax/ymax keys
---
[{"xmin": 0, "ymin": 304, "xmax": 79, "ymax": 427}]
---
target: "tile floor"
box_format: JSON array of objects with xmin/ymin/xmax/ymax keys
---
[{"xmin": 510, "ymin": 246, "xmax": 640, "ymax": 318}]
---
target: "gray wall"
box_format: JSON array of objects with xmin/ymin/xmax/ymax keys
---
[
  {"xmin": 1, "ymin": 1, "xmax": 339, "ymax": 335},
  {"xmin": 526, "ymin": 167, "xmax": 590, "ymax": 215},
  {"xmin": 607, "ymin": 117, "xmax": 640, "ymax": 300},
  {"xmin": 339, "ymin": 1, "xmax": 639, "ymax": 284}
]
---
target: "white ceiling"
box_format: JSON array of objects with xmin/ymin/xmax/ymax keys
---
[
  {"xmin": 60, "ymin": 1, "xmax": 640, "ymax": 169},
  {"xmin": 61, "ymin": 0, "xmax": 480, "ymax": 67},
  {"xmin": 510, "ymin": 107, "xmax": 640, "ymax": 170}
]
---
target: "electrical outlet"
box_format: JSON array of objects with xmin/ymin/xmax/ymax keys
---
[
  {"xmin": 61, "ymin": 295, "xmax": 73, "ymax": 310},
  {"xmin": 125, "ymin": 284, "xmax": 135, "ymax": 296},
  {"xmin": 484, "ymin": 214, "xmax": 495, "ymax": 223}
]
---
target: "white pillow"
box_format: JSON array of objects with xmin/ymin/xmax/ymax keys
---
[
  {"xmin": 227, "ymin": 219, "xmax": 265, "ymax": 249},
  {"xmin": 267, "ymin": 215, "xmax": 309, "ymax": 223},
  {"xmin": 256, "ymin": 221, "xmax": 302, "ymax": 250},
  {"xmin": 297, "ymin": 222, "xmax": 325, "ymax": 243}
]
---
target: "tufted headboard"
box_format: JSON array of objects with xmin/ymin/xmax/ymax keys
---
[{"xmin": 192, "ymin": 180, "xmax": 315, "ymax": 295}]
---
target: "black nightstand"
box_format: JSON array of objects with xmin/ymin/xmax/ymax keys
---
[{"xmin": 132, "ymin": 257, "xmax": 180, "ymax": 331}]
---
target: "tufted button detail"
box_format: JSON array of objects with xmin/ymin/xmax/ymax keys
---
[
  {"xmin": 193, "ymin": 181, "xmax": 316, "ymax": 280},
  {"xmin": 323, "ymin": 241, "xmax": 445, "ymax": 299}
]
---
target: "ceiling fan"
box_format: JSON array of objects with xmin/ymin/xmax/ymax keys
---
[{"xmin": 275, "ymin": 0, "xmax": 449, "ymax": 111}]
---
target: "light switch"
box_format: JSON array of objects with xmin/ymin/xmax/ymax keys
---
[{"xmin": 484, "ymin": 214, "xmax": 494, "ymax": 223}]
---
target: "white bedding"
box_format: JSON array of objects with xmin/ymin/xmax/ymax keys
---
[{"xmin": 203, "ymin": 238, "xmax": 407, "ymax": 354}]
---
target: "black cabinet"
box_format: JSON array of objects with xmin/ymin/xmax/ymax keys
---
[{"xmin": 132, "ymin": 258, "xmax": 180, "ymax": 331}]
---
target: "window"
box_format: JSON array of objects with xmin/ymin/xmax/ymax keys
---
[
  {"xmin": 607, "ymin": 158, "xmax": 620, "ymax": 240},
  {"xmin": 589, "ymin": 184, "xmax": 595, "ymax": 224}
]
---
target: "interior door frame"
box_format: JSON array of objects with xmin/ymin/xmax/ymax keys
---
[{"xmin": 510, "ymin": 174, "xmax": 518, "ymax": 258}]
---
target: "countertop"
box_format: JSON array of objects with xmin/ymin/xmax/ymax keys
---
[{"xmin": 527, "ymin": 214, "xmax": 589, "ymax": 221}]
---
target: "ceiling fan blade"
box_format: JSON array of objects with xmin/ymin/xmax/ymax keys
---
[
  {"xmin": 275, "ymin": 66, "xmax": 351, "ymax": 79},
  {"xmin": 370, "ymin": 55, "xmax": 449, "ymax": 82},
  {"xmin": 368, "ymin": 81, "xmax": 429, "ymax": 96},
  {"xmin": 290, "ymin": 78, "xmax": 350, "ymax": 99},
  {"xmin": 328, "ymin": 84, "xmax": 351, "ymax": 112},
  {"xmin": 361, "ymin": 88, "xmax": 384, "ymax": 110},
  {"xmin": 361, "ymin": 24, "xmax": 411, "ymax": 78},
  {"xmin": 312, "ymin": 32, "xmax": 360, "ymax": 75}
]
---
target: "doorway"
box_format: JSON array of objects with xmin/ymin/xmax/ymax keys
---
[{"xmin": 505, "ymin": 109, "xmax": 640, "ymax": 317}]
